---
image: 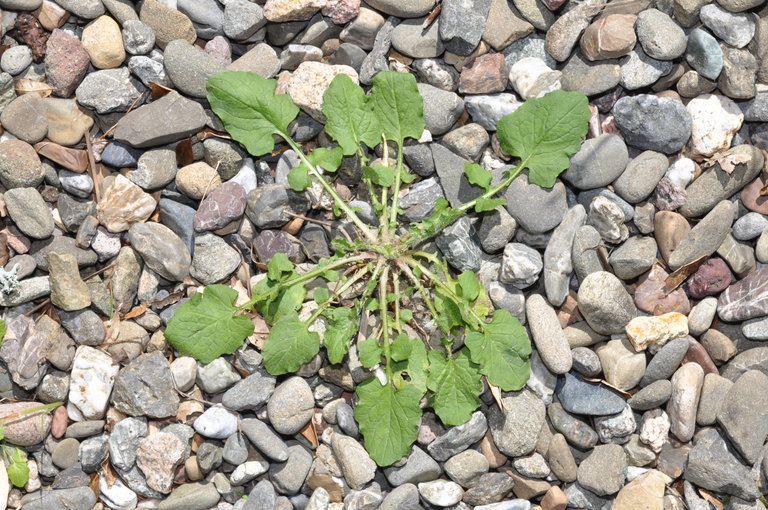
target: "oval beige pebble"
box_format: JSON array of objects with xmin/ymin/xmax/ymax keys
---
[{"xmin": 0, "ymin": 402, "xmax": 55, "ymax": 446}]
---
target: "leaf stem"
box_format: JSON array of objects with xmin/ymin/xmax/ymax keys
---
[
  {"xmin": 388, "ymin": 142, "xmax": 404, "ymax": 230},
  {"xmin": 405, "ymin": 257, "xmax": 488, "ymax": 331},
  {"xmin": 457, "ymin": 162, "xmax": 525, "ymax": 214},
  {"xmin": 393, "ymin": 273, "xmax": 401, "ymax": 333},
  {"xmin": 395, "ymin": 259, "xmax": 439, "ymax": 320},
  {"xmin": 379, "ymin": 135, "xmax": 390, "ymax": 240},
  {"xmin": 379, "ymin": 265, "xmax": 393, "ymax": 381},
  {"xmin": 284, "ymin": 136, "xmax": 378, "ymax": 243},
  {"xmin": 241, "ymin": 254, "xmax": 372, "ymax": 310}
]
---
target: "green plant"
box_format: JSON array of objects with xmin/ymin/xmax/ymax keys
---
[
  {"xmin": 0, "ymin": 402, "xmax": 62, "ymax": 487},
  {"xmin": 165, "ymin": 70, "xmax": 590, "ymax": 465}
]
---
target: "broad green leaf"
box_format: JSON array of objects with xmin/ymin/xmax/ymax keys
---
[
  {"xmin": 355, "ymin": 378, "xmax": 423, "ymax": 466},
  {"xmin": 324, "ymin": 307, "xmax": 358, "ymax": 364},
  {"xmin": 358, "ymin": 338, "xmax": 382, "ymax": 368},
  {"xmin": 5, "ymin": 447, "xmax": 28, "ymax": 488},
  {"xmin": 496, "ymin": 90, "xmax": 591, "ymax": 188},
  {"xmin": 207, "ymin": 71, "xmax": 299, "ymax": 156},
  {"xmin": 399, "ymin": 309, "xmax": 413, "ymax": 324},
  {"xmin": 323, "ymin": 74, "xmax": 382, "ymax": 155},
  {"xmin": 392, "ymin": 337, "xmax": 428, "ymax": 393},
  {"xmin": 270, "ymin": 284, "xmax": 307, "ymax": 322},
  {"xmin": 475, "ymin": 197, "xmax": 507, "ymax": 212},
  {"xmin": 362, "ymin": 164, "xmax": 395, "ymax": 187},
  {"xmin": 263, "ymin": 313, "xmax": 320, "ymax": 375},
  {"xmin": 434, "ymin": 293, "xmax": 463, "ymax": 334},
  {"xmin": 313, "ymin": 287, "xmax": 330, "ymax": 304},
  {"xmin": 464, "ymin": 162, "xmax": 492, "ymax": 191},
  {"xmin": 427, "ymin": 349, "xmax": 483, "ymax": 426},
  {"xmin": 465, "ymin": 310, "xmax": 532, "ymax": 391},
  {"xmin": 368, "ymin": 71, "xmax": 425, "ymax": 146},
  {"xmin": 458, "ymin": 271, "xmax": 481, "ymax": 302},
  {"xmin": 165, "ymin": 285, "xmax": 255, "ymax": 364},
  {"xmin": 391, "ymin": 334, "xmax": 413, "ymax": 362}
]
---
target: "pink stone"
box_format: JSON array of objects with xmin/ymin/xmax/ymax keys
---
[
  {"xmin": 686, "ymin": 257, "xmax": 733, "ymax": 299},
  {"xmin": 740, "ymin": 175, "xmax": 768, "ymax": 215},
  {"xmin": 193, "ymin": 181, "xmax": 247, "ymax": 232},
  {"xmin": 541, "ymin": 0, "xmax": 567, "ymax": 10},
  {"xmin": 44, "ymin": 29, "xmax": 91, "ymax": 98},
  {"xmin": 634, "ymin": 265, "xmax": 691, "ymax": 316},
  {"xmin": 458, "ymin": 53, "xmax": 509, "ymax": 95},
  {"xmin": 682, "ymin": 338, "xmax": 718, "ymax": 376},
  {"xmin": 51, "ymin": 405, "xmax": 68, "ymax": 439},
  {"xmin": 137, "ymin": 432, "xmax": 187, "ymax": 494},
  {"xmin": 204, "ymin": 36, "xmax": 232, "ymax": 66},
  {"xmin": 322, "ymin": 0, "xmax": 361, "ymax": 24}
]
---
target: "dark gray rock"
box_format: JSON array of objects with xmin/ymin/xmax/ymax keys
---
[
  {"xmin": 435, "ymin": 216, "xmax": 483, "ymax": 272},
  {"xmin": 427, "ymin": 411, "xmax": 487, "ymax": 461},
  {"xmin": 439, "ymin": 0, "xmax": 491, "ymax": 55},
  {"xmin": 111, "ymin": 352, "xmax": 180, "ymax": 418},
  {"xmin": 685, "ymin": 429, "xmax": 760, "ymax": 500},
  {"xmin": 613, "ymin": 94, "xmax": 692, "ymax": 154},
  {"xmin": 562, "ymin": 134, "xmax": 628, "ymax": 190},
  {"xmin": 555, "ymin": 372, "xmax": 626, "ymax": 416}
]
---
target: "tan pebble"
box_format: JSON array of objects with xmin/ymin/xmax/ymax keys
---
[
  {"xmin": 175, "ymin": 162, "xmax": 221, "ymax": 200},
  {"xmin": 81, "ymin": 15, "xmax": 126, "ymax": 69}
]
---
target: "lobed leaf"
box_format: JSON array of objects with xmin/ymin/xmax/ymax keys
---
[
  {"xmin": 475, "ymin": 197, "xmax": 507, "ymax": 212},
  {"xmin": 464, "ymin": 310, "xmax": 532, "ymax": 391},
  {"xmin": 464, "ymin": 162, "xmax": 492, "ymax": 191},
  {"xmin": 358, "ymin": 338, "xmax": 383, "ymax": 368},
  {"xmin": 262, "ymin": 313, "xmax": 321, "ymax": 375},
  {"xmin": 5, "ymin": 447, "xmax": 29, "ymax": 488},
  {"xmin": 206, "ymin": 71, "xmax": 299, "ymax": 156},
  {"xmin": 496, "ymin": 90, "xmax": 591, "ymax": 188},
  {"xmin": 427, "ymin": 349, "xmax": 483, "ymax": 426},
  {"xmin": 323, "ymin": 74, "xmax": 382, "ymax": 155},
  {"xmin": 165, "ymin": 285, "xmax": 255, "ymax": 364},
  {"xmin": 354, "ymin": 378, "xmax": 423, "ymax": 466},
  {"xmin": 368, "ymin": 71, "xmax": 425, "ymax": 146}
]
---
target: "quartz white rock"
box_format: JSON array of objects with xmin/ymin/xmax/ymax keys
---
[
  {"xmin": 509, "ymin": 57, "xmax": 562, "ymax": 100},
  {"xmin": 99, "ymin": 476, "xmax": 138, "ymax": 510},
  {"xmin": 229, "ymin": 460, "xmax": 270, "ymax": 485},
  {"xmin": 68, "ymin": 346, "xmax": 120, "ymax": 421},
  {"xmin": 193, "ymin": 405, "xmax": 239, "ymax": 439},
  {"xmin": 665, "ymin": 158, "xmax": 696, "ymax": 188},
  {"xmin": 418, "ymin": 480, "xmax": 465, "ymax": 507},
  {"xmin": 686, "ymin": 94, "xmax": 744, "ymax": 157}
]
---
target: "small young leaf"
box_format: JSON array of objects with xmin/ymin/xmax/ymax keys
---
[
  {"xmin": 324, "ymin": 307, "xmax": 358, "ymax": 364},
  {"xmin": 358, "ymin": 338, "xmax": 383, "ymax": 368},
  {"xmin": 267, "ymin": 253, "xmax": 295, "ymax": 281},
  {"xmin": 362, "ymin": 164, "xmax": 395, "ymax": 187},
  {"xmin": 308, "ymin": 146, "xmax": 344, "ymax": 173},
  {"xmin": 427, "ymin": 349, "xmax": 483, "ymax": 426},
  {"xmin": 354, "ymin": 378, "xmax": 423, "ymax": 466},
  {"xmin": 464, "ymin": 162, "xmax": 492, "ymax": 191},
  {"xmin": 265, "ymin": 284, "xmax": 307, "ymax": 323},
  {"xmin": 475, "ymin": 197, "xmax": 507, "ymax": 212},
  {"xmin": 368, "ymin": 71, "xmax": 425, "ymax": 146},
  {"xmin": 165, "ymin": 285, "xmax": 255, "ymax": 364},
  {"xmin": 496, "ymin": 90, "xmax": 591, "ymax": 188},
  {"xmin": 391, "ymin": 334, "xmax": 413, "ymax": 362},
  {"xmin": 323, "ymin": 73, "xmax": 382, "ymax": 155},
  {"xmin": 0, "ymin": 319, "xmax": 5, "ymax": 346},
  {"xmin": 287, "ymin": 164, "xmax": 312, "ymax": 191},
  {"xmin": 263, "ymin": 313, "xmax": 321, "ymax": 375},
  {"xmin": 313, "ymin": 287, "xmax": 330, "ymax": 304},
  {"xmin": 399, "ymin": 309, "xmax": 413, "ymax": 324},
  {"xmin": 6, "ymin": 447, "xmax": 29, "ymax": 488},
  {"xmin": 457, "ymin": 271, "xmax": 482, "ymax": 302},
  {"xmin": 206, "ymin": 71, "xmax": 299, "ymax": 156},
  {"xmin": 464, "ymin": 310, "xmax": 532, "ymax": 391}
]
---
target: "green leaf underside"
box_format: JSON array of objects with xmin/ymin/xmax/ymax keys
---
[
  {"xmin": 165, "ymin": 285, "xmax": 254, "ymax": 364},
  {"xmin": 263, "ymin": 313, "xmax": 320, "ymax": 375},
  {"xmin": 369, "ymin": 71, "xmax": 425, "ymax": 146},
  {"xmin": 206, "ymin": 71, "xmax": 299, "ymax": 157},
  {"xmin": 464, "ymin": 310, "xmax": 532, "ymax": 391},
  {"xmin": 427, "ymin": 349, "xmax": 483, "ymax": 426},
  {"xmin": 458, "ymin": 271, "xmax": 482, "ymax": 302},
  {"xmin": 464, "ymin": 162, "xmax": 492, "ymax": 191},
  {"xmin": 323, "ymin": 74, "xmax": 382, "ymax": 155},
  {"xmin": 496, "ymin": 90, "xmax": 591, "ymax": 188},
  {"xmin": 324, "ymin": 307, "xmax": 358, "ymax": 364},
  {"xmin": 363, "ymin": 164, "xmax": 395, "ymax": 187},
  {"xmin": 355, "ymin": 378, "xmax": 423, "ymax": 466}
]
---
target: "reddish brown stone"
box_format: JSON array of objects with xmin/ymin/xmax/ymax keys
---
[
  {"xmin": 741, "ymin": 175, "xmax": 768, "ymax": 215},
  {"xmin": 15, "ymin": 14, "xmax": 49, "ymax": 63},
  {"xmin": 682, "ymin": 337, "xmax": 718, "ymax": 376},
  {"xmin": 44, "ymin": 29, "xmax": 90, "ymax": 98},
  {"xmin": 252, "ymin": 230, "xmax": 303, "ymax": 264},
  {"xmin": 653, "ymin": 177, "xmax": 687, "ymax": 211},
  {"xmin": 458, "ymin": 53, "xmax": 509, "ymax": 95},
  {"xmin": 322, "ymin": 0, "xmax": 361, "ymax": 24},
  {"xmin": 686, "ymin": 257, "xmax": 733, "ymax": 299},
  {"xmin": 541, "ymin": 0, "xmax": 567, "ymax": 10},
  {"xmin": 193, "ymin": 181, "xmax": 247, "ymax": 232},
  {"xmin": 634, "ymin": 264, "xmax": 691, "ymax": 316},
  {"xmin": 580, "ymin": 14, "xmax": 637, "ymax": 61}
]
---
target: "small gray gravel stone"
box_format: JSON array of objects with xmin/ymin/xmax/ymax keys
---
[
  {"xmin": 562, "ymin": 134, "xmax": 628, "ymax": 190},
  {"xmin": 576, "ymin": 444, "xmax": 627, "ymax": 496},
  {"xmin": 111, "ymin": 352, "xmax": 180, "ymax": 418},
  {"xmin": 267, "ymin": 377, "xmax": 314, "ymax": 435},
  {"xmin": 488, "ymin": 389, "xmax": 545, "ymax": 457}
]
